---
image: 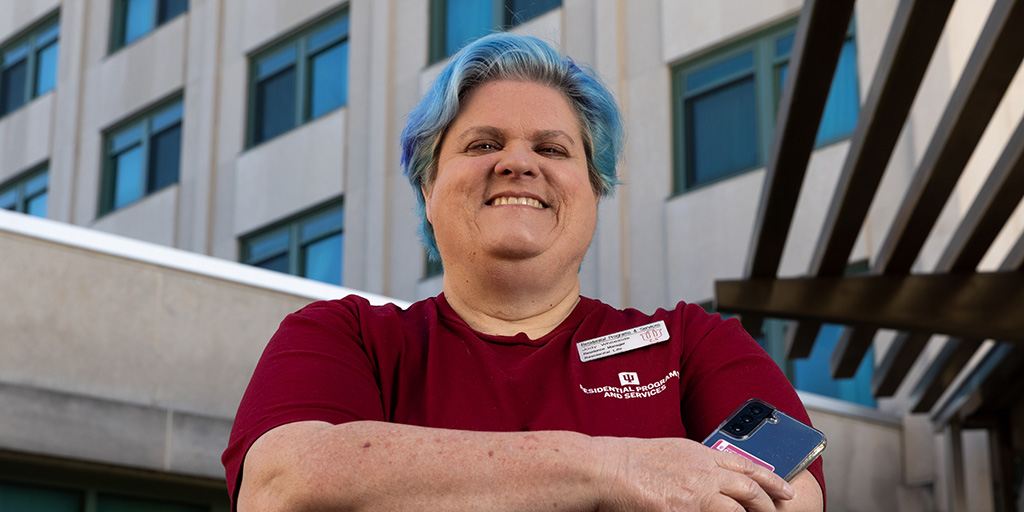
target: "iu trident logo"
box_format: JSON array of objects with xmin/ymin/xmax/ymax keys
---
[{"xmin": 618, "ymin": 372, "xmax": 639, "ymax": 386}]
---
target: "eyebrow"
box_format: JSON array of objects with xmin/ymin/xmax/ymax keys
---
[{"xmin": 455, "ymin": 126, "xmax": 578, "ymax": 147}]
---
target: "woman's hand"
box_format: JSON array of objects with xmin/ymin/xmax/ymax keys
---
[{"xmin": 594, "ymin": 436, "xmax": 805, "ymax": 511}]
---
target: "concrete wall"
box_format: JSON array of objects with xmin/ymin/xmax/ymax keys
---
[{"xmin": 0, "ymin": 210, "xmax": 401, "ymax": 478}]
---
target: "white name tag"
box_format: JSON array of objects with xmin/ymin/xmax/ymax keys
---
[{"xmin": 576, "ymin": 321, "xmax": 670, "ymax": 362}]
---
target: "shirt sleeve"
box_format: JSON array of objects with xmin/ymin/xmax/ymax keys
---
[
  {"xmin": 221, "ymin": 296, "xmax": 385, "ymax": 509},
  {"xmin": 677, "ymin": 310, "xmax": 827, "ymax": 507}
]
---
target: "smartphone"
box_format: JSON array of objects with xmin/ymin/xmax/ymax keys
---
[{"xmin": 702, "ymin": 398, "xmax": 826, "ymax": 482}]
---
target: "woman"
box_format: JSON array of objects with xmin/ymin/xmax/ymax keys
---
[{"xmin": 223, "ymin": 33, "xmax": 825, "ymax": 511}]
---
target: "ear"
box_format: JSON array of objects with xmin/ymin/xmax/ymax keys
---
[{"xmin": 421, "ymin": 182, "xmax": 433, "ymax": 223}]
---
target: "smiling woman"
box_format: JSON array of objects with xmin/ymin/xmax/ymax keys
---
[{"xmin": 224, "ymin": 33, "xmax": 824, "ymax": 512}]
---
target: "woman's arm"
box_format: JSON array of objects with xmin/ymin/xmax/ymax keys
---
[{"xmin": 237, "ymin": 420, "xmax": 807, "ymax": 512}]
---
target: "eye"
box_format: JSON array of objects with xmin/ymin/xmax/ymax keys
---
[
  {"xmin": 536, "ymin": 144, "xmax": 569, "ymax": 157},
  {"xmin": 467, "ymin": 141, "xmax": 501, "ymax": 153}
]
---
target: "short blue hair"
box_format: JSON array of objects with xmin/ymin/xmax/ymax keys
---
[{"xmin": 401, "ymin": 33, "xmax": 624, "ymax": 262}]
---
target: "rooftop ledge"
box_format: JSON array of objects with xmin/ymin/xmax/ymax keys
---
[{"xmin": 0, "ymin": 209, "xmax": 410, "ymax": 308}]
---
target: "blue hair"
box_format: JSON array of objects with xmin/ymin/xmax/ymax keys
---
[{"xmin": 400, "ymin": 33, "xmax": 624, "ymax": 263}]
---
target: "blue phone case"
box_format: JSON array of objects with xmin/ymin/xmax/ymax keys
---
[{"xmin": 702, "ymin": 398, "xmax": 826, "ymax": 482}]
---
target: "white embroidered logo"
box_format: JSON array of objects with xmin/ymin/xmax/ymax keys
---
[{"xmin": 580, "ymin": 370, "xmax": 680, "ymax": 400}]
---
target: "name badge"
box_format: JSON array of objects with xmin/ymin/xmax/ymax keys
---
[{"xmin": 576, "ymin": 321, "xmax": 669, "ymax": 362}]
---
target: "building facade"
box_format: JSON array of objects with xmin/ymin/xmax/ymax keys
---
[{"xmin": 2, "ymin": 0, "xmax": 1022, "ymax": 510}]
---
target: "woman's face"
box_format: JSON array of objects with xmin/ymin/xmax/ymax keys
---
[{"xmin": 423, "ymin": 79, "xmax": 598, "ymax": 269}]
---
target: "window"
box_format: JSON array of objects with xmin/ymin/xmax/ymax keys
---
[
  {"xmin": 429, "ymin": 0, "xmax": 561, "ymax": 62},
  {"xmin": 0, "ymin": 165, "xmax": 48, "ymax": 217},
  {"xmin": 424, "ymin": 253, "xmax": 443, "ymax": 278},
  {"xmin": 241, "ymin": 201, "xmax": 344, "ymax": 285},
  {"xmin": 0, "ymin": 481, "xmax": 212, "ymax": 512},
  {"xmin": 749, "ymin": 261, "xmax": 875, "ymax": 407},
  {"xmin": 672, "ymin": 20, "xmax": 859, "ymax": 193},
  {"xmin": 248, "ymin": 11, "xmax": 349, "ymax": 147},
  {"xmin": 100, "ymin": 97, "xmax": 183, "ymax": 214},
  {"xmin": 110, "ymin": 0, "xmax": 189, "ymax": 51},
  {"xmin": 1, "ymin": 14, "xmax": 59, "ymax": 118}
]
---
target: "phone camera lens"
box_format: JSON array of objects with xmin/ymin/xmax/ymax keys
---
[
  {"xmin": 729, "ymin": 423, "xmax": 744, "ymax": 433},
  {"xmin": 740, "ymin": 414, "xmax": 754, "ymax": 424},
  {"xmin": 750, "ymin": 405, "xmax": 764, "ymax": 415}
]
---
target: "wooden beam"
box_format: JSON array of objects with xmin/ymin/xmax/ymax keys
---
[
  {"xmin": 829, "ymin": 0, "xmax": 1024, "ymax": 374},
  {"xmin": 740, "ymin": 0, "xmax": 855, "ymax": 336},
  {"xmin": 782, "ymin": 0, "xmax": 954, "ymax": 358},
  {"xmin": 715, "ymin": 272, "xmax": 1024, "ymax": 343},
  {"xmin": 872, "ymin": 116, "xmax": 1024, "ymax": 395}
]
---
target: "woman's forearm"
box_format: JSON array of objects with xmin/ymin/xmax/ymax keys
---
[{"xmin": 238, "ymin": 420, "xmax": 604, "ymax": 512}]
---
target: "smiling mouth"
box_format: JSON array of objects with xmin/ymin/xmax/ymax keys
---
[{"xmin": 487, "ymin": 196, "xmax": 547, "ymax": 209}]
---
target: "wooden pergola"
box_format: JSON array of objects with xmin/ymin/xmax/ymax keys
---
[{"xmin": 714, "ymin": 0, "xmax": 1024, "ymax": 509}]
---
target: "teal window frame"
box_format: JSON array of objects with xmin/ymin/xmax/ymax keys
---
[
  {"xmin": 428, "ymin": 0, "xmax": 561, "ymax": 63},
  {"xmin": 99, "ymin": 96, "xmax": 183, "ymax": 215},
  {"xmin": 672, "ymin": 19, "xmax": 859, "ymax": 194},
  {"xmin": 241, "ymin": 200, "xmax": 345, "ymax": 285},
  {"xmin": 109, "ymin": 0, "xmax": 189, "ymax": 52},
  {"xmin": 246, "ymin": 10, "xmax": 349, "ymax": 147},
  {"xmin": 0, "ymin": 164, "xmax": 49, "ymax": 217},
  {"xmin": 0, "ymin": 13, "xmax": 59, "ymax": 118}
]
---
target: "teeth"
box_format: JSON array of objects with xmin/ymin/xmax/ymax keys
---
[{"xmin": 493, "ymin": 196, "xmax": 544, "ymax": 208}]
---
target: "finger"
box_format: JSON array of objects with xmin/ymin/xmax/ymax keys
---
[
  {"xmin": 717, "ymin": 475, "xmax": 776, "ymax": 512},
  {"xmin": 713, "ymin": 451, "xmax": 795, "ymax": 501}
]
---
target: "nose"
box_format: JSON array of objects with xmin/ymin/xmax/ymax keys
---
[{"xmin": 494, "ymin": 143, "xmax": 538, "ymax": 178}]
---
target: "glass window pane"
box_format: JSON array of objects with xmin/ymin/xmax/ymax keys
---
[
  {"xmin": 816, "ymin": 39, "xmax": 859, "ymax": 144},
  {"xmin": 37, "ymin": 23, "xmax": 60, "ymax": 45},
  {"xmin": 309, "ymin": 18, "xmax": 348, "ymax": 53},
  {"xmin": 791, "ymin": 324, "xmax": 876, "ymax": 407},
  {"xmin": 158, "ymin": 0, "xmax": 189, "ymax": 23},
  {"xmin": 254, "ymin": 252, "xmax": 290, "ymax": 274},
  {"xmin": 248, "ymin": 230, "xmax": 289, "ymax": 262},
  {"xmin": 124, "ymin": 0, "xmax": 156, "ymax": 45},
  {"xmin": 256, "ymin": 45, "xmax": 296, "ymax": 78},
  {"xmin": 112, "ymin": 123, "xmax": 145, "ymax": 152},
  {"xmin": 35, "ymin": 41, "xmax": 59, "ymax": 96},
  {"xmin": 27, "ymin": 191, "xmax": 47, "ymax": 217},
  {"xmin": 254, "ymin": 67, "xmax": 296, "ymax": 143},
  {"xmin": 0, "ymin": 189, "xmax": 16, "ymax": 210},
  {"xmin": 300, "ymin": 208, "xmax": 343, "ymax": 241},
  {"xmin": 303, "ymin": 233, "xmax": 342, "ymax": 285},
  {"xmin": 1, "ymin": 59, "xmax": 28, "ymax": 114},
  {"xmin": 97, "ymin": 493, "xmax": 205, "ymax": 512},
  {"xmin": 25, "ymin": 171, "xmax": 48, "ymax": 196},
  {"xmin": 309, "ymin": 42, "xmax": 347, "ymax": 119},
  {"xmin": 686, "ymin": 51, "xmax": 753, "ymax": 92},
  {"xmin": 504, "ymin": 0, "xmax": 560, "ymax": 26},
  {"xmin": 152, "ymin": 101, "xmax": 183, "ymax": 132},
  {"xmin": 775, "ymin": 33, "xmax": 794, "ymax": 59},
  {"xmin": 3, "ymin": 44, "xmax": 29, "ymax": 66},
  {"xmin": 0, "ymin": 482, "xmax": 82, "ymax": 511},
  {"xmin": 445, "ymin": 0, "xmax": 493, "ymax": 56},
  {"xmin": 149, "ymin": 123, "xmax": 181, "ymax": 191},
  {"xmin": 113, "ymin": 145, "xmax": 145, "ymax": 209},
  {"xmin": 686, "ymin": 77, "xmax": 758, "ymax": 186}
]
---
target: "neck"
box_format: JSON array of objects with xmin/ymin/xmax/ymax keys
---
[{"xmin": 441, "ymin": 259, "xmax": 582, "ymax": 339}]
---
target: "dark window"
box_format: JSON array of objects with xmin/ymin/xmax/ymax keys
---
[
  {"xmin": 101, "ymin": 98, "xmax": 183, "ymax": 214},
  {"xmin": 241, "ymin": 201, "xmax": 345, "ymax": 286},
  {"xmin": 429, "ymin": 0, "xmax": 561, "ymax": 62},
  {"xmin": 0, "ymin": 165, "xmax": 49, "ymax": 218},
  {"xmin": 111, "ymin": 0, "xmax": 189, "ymax": 51},
  {"xmin": 672, "ymin": 20, "xmax": 860, "ymax": 193},
  {"xmin": 0, "ymin": 14, "xmax": 59, "ymax": 117},
  {"xmin": 248, "ymin": 12, "xmax": 349, "ymax": 147}
]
